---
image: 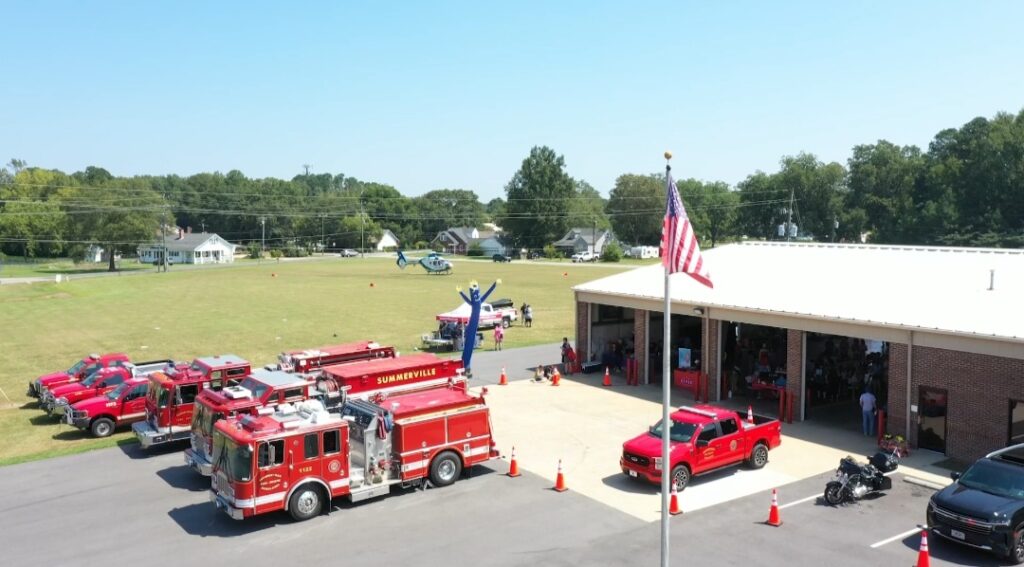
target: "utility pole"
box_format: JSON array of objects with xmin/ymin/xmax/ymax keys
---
[
  {"xmin": 260, "ymin": 216, "xmax": 267, "ymax": 258},
  {"xmin": 161, "ymin": 194, "xmax": 169, "ymax": 272},
  {"xmin": 320, "ymin": 214, "xmax": 325, "ymax": 254},
  {"xmin": 303, "ymin": 164, "xmax": 311, "ymax": 176},
  {"xmin": 785, "ymin": 186, "xmax": 795, "ymax": 242},
  {"xmin": 201, "ymin": 221, "xmax": 205, "ymax": 233}
]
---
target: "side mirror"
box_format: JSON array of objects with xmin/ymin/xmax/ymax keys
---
[{"xmin": 950, "ymin": 472, "xmax": 961, "ymax": 481}]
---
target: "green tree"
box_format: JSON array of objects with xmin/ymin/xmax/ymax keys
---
[
  {"xmin": 677, "ymin": 179, "xmax": 738, "ymax": 248},
  {"xmin": 567, "ymin": 180, "xmax": 610, "ymax": 231},
  {"xmin": 67, "ymin": 176, "xmax": 164, "ymax": 271},
  {"xmin": 485, "ymin": 198, "xmax": 506, "ymax": 222},
  {"xmin": 846, "ymin": 141, "xmax": 923, "ymax": 243},
  {"xmin": 503, "ymin": 146, "xmax": 576, "ymax": 249},
  {"xmin": 607, "ymin": 173, "xmax": 664, "ymax": 245},
  {"xmin": 413, "ymin": 189, "xmax": 486, "ymax": 240}
]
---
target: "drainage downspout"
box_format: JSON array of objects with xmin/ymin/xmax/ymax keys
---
[{"xmin": 906, "ymin": 331, "xmax": 914, "ymax": 442}]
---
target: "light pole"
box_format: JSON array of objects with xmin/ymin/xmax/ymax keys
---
[
  {"xmin": 161, "ymin": 195, "xmax": 169, "ymax": 272},
  {"xmin": 260, "ymin": 216, "xmax": 267, "ymax": 258},
  {"xmin": 320, "ymin": 214, "xmax": 325, "ymax": 254}
]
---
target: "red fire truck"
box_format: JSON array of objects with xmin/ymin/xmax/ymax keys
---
[
  {"xmin": 316, "ymin": 353, "xmax": 463, "ymax": 398},
  {"xmin": 187, "ymin": 351, "xmax": 457, "ymax": 476},
  {"xmin": 210, "ymin": 384, "xmax": 498, "ymax": 521},
  {"xmin": 132, "ymin": 355, "xmax": 252, "ymax": 448},
  {"xmin": 273, "ymin": 341, "xmax": 395, "ymax": 373},
  {"xmin": 64, "ymin": 376, "xmax": 150, "ymax": 437},
  {"xmin": 29, "ymin": 352, "xmax": 136, "ymax": 399}
]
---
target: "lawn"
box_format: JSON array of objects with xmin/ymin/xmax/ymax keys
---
[
  {"xmin": 0, "ymin": 258, "xmax": 153, "ymax": 278},
  {"xmin": 0, "ymin": 256, "xmax": 631, "ymax": 465}
]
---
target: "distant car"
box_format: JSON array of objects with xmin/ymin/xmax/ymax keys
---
[
  {"xmin": 492, "ymin": 253, "xmax": 513, "ymax": 263},
  {"xmin": 340, "ymin": 249, "xmax": 358, "ymax": 257},
  {"xmin": 527, "ymin": 250, "xmax": 543, "ymax": 260},
  {"xmin": 572, "ymin": 251, "xmax": 597, "ymax": 263}
]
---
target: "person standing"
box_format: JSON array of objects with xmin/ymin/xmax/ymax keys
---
[
  {"xmin": 859, "ymin": 389, "xmax": 877, "ymax": 436},
  {"xmin": 493, "ymin": 324, "xmax": 504, "ymax": 351},
  {"xmin": 523, "ymin": 304, "xmax": 533, "ymax": 327}
]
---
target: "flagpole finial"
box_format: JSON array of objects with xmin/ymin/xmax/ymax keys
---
[{"xmin": 664, "ymin": 151, "xmax": 673, "ymax": 161}]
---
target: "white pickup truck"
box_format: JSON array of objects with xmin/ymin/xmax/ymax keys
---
[{"xmin": 436, "ymin": 299, "xmax": 519, "ymax": 329}]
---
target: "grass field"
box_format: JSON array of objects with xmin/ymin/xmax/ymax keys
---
[
  {"xmin": 0, "ymin": 258, "xmax": 153, "ymax": 278},
  {"xmin": 0, "ymin": 256, "xmax": 632, "ymax": 465}
]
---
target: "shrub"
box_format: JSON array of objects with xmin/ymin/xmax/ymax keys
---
[
  {"xmin": 247, "ymin": 243, "xmax": 263, "ymax": 259},
  {"xmin": 467, "ymin": 243, "xmax": 484, "ymax": 257},
  {"xmin": 601, "ymin": 242, "xmax": 623, "ymax": 262},
  {"xmin": 543, "ymin": 244, "xmax": 563, "ymax": 259},
  {"xmin": 269, "ymin": 249, "xmax": 284, "ymax": 259},
  {"xmin": 413, "ymin": 241, "xmax": 430, "ymax": 250}
]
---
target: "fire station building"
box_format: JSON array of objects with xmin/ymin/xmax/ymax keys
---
[{"xmin": 573, "ymin": 242, "xmax": 1024, "ymax": 463}]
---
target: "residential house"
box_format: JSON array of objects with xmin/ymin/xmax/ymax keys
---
[
  {"xmin": 430, "ymin": 226, "xmax": 509, "ymax": 256},
  {"xmin": 375, "ymin": 229, "xmax": 400, "ymax": 251},
  {"xmin": 137, "ymin": 229, "xmax": 238, "ymax": 265},
  {"xmin": 553, "ymin": 228, "xmax": 614, "ymax": 256}
]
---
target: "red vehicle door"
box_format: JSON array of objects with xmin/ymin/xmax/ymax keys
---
[
  {"xmin": 691, "ymin": 422, "xmax": 721, "ymax": 474},
  {"xmin": 172, "ymin": 383, "xmax": 199, "ymax": 429},
  {"xmin": 319, "ymin": 426, "xmax": 348, "ymax": 494},
  {"xmin": 255, "ymin": 438, "xmax": 288, "ymax": 513},
  {"xmin": 712, "ymin": 417, "xmax": 746, "ymax": 467},
  {"xmin": 121, "ymin": 383, "xmax": 149, "ymax": 423}
]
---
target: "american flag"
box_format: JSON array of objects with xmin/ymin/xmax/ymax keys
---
[{"xmin": 661, "ymin": 171, "xmax": 713, "ymax": 288}]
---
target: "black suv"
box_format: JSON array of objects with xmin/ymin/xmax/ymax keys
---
[
  {"xmin": 928, "ymin": 444, "xmax": 1024, "ymax": 564},
  {"xmin": 492, "ymin": 253, "xmax": 513, "ymax": 263}
]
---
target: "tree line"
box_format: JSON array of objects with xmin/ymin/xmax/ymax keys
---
[{"xmin": 1, "ymin": 109, "xmax": 1022, "ymax": 270}]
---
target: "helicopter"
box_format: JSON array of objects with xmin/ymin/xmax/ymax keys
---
[{"xmin": 396, "ymin": 250, "xmax": 453, "ymax": 275}]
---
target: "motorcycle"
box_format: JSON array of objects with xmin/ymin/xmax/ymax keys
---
[{"xmin": 823, "ymin": 448, "xmax": 900, "ymax": 505}]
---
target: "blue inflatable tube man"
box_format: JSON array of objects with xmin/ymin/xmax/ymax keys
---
[{"xmin": 458, "ymin": 279, "xmax": 498, "ymax": 376}]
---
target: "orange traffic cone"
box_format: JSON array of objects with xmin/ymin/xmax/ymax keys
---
[
  {"xmin": 602, "ymin": 367, "xmax": 612, "ymax": 387},
  {"xmin": 669, "ymin": 484, "xmax": 683, "ymax": 516},
  {"xmin": 550, "ymin": 368, "xmax": 561, "ymax": 386},
  {"xmin": 747, "ymin": 405, "xmax": 754, "ymax": 424},
  {"xmin": 553, "ymin": 459, "xmax": 568, "ymax": 492},
  {"xmin": 499, "ymin": 367, "xmax": 508, "ymax": 386},
  {"xmin": 766, "ymin": 488, "xmax": 783, "ymax": 526},
  {"xmin": 914, "ymin": 529, "xmax": 931, "ymax": 567},
  {"xmin": 508, "ymin": 446, "xmax": 521, "ymax": 477}
]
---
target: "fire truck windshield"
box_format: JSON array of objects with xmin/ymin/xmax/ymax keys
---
[
  {"xmin": 193, "ymin": 404, "xmax": 224, "ymax": 436},
  {"xmin": 649, "ymin": 419, "xmax": 697, "ymax": 443},
  {"xmin": 147, "ymin": 381, "xmax": 170, "ymax": 408},
  {"xmin": 213, "ymin": 430, "xmax": 251, "ymax": 482},
  {"xmin": 67, "ymin": 359, "xmax": 88, "ymax": 375},
  {"xmin": 106, "ymin": 382, "xmax": 132, "ymax": 401}
]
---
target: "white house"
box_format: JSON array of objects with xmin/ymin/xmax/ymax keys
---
[
  {"xmin": 138, "ymin": 231, "xmax": 237, "ymax": 265},
  {"xmin": 375, "ymin": 229, "xmax": 400, "ymax": 251},
  {"xmin": 553, "ymin": 228, "xmax": 614, "ymax": 256}
]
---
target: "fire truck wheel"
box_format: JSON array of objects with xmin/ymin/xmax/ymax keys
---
[
  {"xmin": 288, "ymin": 485, "xmax": 324, "ymax": 522},
  {"xmin": 671, "ymin": 465, "xmax": 690, "ymax": 492},
  {"xmin": 429, "ymin": 451, "xmax": 463, "ymax": 487},
  {"xmin": 90, "ymin": 417, "xmax": 115, "ymax": 438}
]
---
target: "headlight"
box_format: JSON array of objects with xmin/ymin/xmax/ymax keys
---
[{"xmin": 993, "ymin": 516, "xmax": 1012, "ymax": 527}]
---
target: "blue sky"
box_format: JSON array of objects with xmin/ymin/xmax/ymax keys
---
[{"xmin": 2, "ymin": 1, "xmax": 1022, "ymax": 200}]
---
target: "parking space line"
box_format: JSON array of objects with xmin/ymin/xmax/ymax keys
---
[
  {"xmin": 778, "ymin": 494, "xmax": 818, "ymax": 509},
  {"xmin": 870, "ymin": 527, "xmax": 922, "ymax": 548}
]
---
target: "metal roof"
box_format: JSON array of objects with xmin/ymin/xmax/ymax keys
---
[
  {"xmin": 321, "ymin": 353, "xmax": 447, "ymax": 377},
  {"xmin": 574, "ymin": 241, "xmax": 1024, "ymax": 343},
  {"xmin": 195, "ymin": 354, "xmax": 248, "ymax": 367},
  {"xmin": 247, "ymin": 369, "xmax": 310, "ymax": 388}
]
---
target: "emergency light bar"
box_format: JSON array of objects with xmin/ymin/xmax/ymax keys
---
[{"xmin": 677, "ymin": 406, "xmax": 718, "ymax": 419}]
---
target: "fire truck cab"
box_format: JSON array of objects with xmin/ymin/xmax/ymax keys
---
[
  {"xmin": 186, "ymin": 369, "xmax": 314, "ymax": 475},
  {"xmin": 210, "ymin": 384, "xmax": 498, "ymax": 521},
  {"xmin": 274, "ymin": 341, "xmax": 395, "ymax": 373},
  {"xmin": 132, "ymin": 355, "xmax": 251, "ymax": 448}
]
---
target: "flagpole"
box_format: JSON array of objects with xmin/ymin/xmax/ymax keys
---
[{"xmin": 660, "ymin": 153, "xmax": 673, "ymax": 567}]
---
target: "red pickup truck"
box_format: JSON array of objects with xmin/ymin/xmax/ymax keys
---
[
  {"xmin": 28, "ymin": 353, "xmax": 132, "ymax": 399},
  {"xmin": 43, "ymin": 360, "xmax": 174, "ymax": 417},
  {"xmin": 621, "ymin": 405, "xmax": 782, "ymax": 491},
  {"xmin": 64, "ymin": 377, "xmax": 150, "ymax": 437}
]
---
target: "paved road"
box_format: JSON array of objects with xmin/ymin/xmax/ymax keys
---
[{"xmin": 0, "ymin": 441, "xmax": 996, "ymax": 566}]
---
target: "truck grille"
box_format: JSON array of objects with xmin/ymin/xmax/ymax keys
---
[
  {"xmin": 932, "ymin": 505, "xmax": 995, "ymax": 535},
  {"xmin": 623, "ymin": 452, "xmax": 650, "ymax": 467}
]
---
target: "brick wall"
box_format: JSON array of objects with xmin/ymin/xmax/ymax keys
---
[
  {"xmin": 886, "ymin": 343, "xmax": 909, "ymax": 439},
  {"xmin": 575, "ymin": 300, "xmax": 590, "ymax": 362},
  {"xmin": 634, "ymin": 310, "xmax": 647, "ymax": 384},
  {"xmin": 705, "ymin": 319, "xmax": 721, "ymax": 400},
  {"xmin": 909, "ymin": 346, "xmax": 1024, "ymax": 462},
  {"xmin": 785, "ymin": 329, "xmax": 803, "ymax": 420}
]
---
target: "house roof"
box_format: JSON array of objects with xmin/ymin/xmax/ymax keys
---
[
  {"xmin": 574, "ymin": 241, "xmax": 1024, "ymax": 345},
  {"xmin": 380, "ymin": 229, "xmax": 399, "ymax": 243},
  {"xmin": 153, "ymin": 233, "xmax": 235, "ymax": 252},
  {"xmin": 554, "ymin": 228, "xmax": 609, "ymax": 247}
]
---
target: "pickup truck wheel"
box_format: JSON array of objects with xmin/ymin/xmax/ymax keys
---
[
  {"xmin": 90, "ymin": 417, "xmax": 114, "ymax": 438},
  {"xmin": 502, "ymin": 318, "xmax": 511, "ymax": 329},
  {"xmin": 1009, "ymin": 527, "xmax": 1024, "ymax": 565},
  {"xmin": 671, "ymin": 465, "xmax": 690, "ymax": 492},
  {"xmin": 747, "ymin": 443, "xmax": 769, "ymax": 469},
  {"xmin": 288, "ymin": 485, "xmax": 324, "ymax": 522},
  {"xmin": 429, "ymin": 451, "xmax": 462, "ymax": 487}
]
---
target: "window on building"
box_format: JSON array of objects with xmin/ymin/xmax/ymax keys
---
[
  {"xmin": 304, "ymin": 433, "xmax": 319, "ymax": 460},
  {"xmin": 258, "ymin": 439, "xmax": 285, "ymax": 468},
  {"xmin": 323, "ymin": 430, "xmax": 340, "ymax": 455},
  {"xmin": 1009, "ymin": 400, "xmax": 1024, "ymax": 446}
]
